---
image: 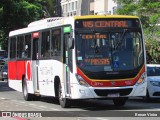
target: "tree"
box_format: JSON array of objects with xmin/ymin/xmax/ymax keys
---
[
  {"xmin": 0, "ymin": 0, "xmax": 57, "ymax": 50},
  {"xmin": 42, "ymin": 0, "xmax": 56, "ymax": 17},
  {"xmin": 0, "ymin": 0, "xmax": 44, "ymax": 50},
  {"xmin": 116, "ymin": 0, "xmax": 160, "ymax": 39},
  {"xmin": 116, "ymin": 0, "xmax": 160, "ymax": 63}
]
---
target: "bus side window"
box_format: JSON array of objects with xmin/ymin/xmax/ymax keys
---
[
  {"xmin": 24, "ymin": 34, "xmax": 31, "ymax": 59},
  {"xmin": 17, "ymin": 36, "xmax": 25, "ymax": 59},
  {"xmin": 10, "ymin": 37, "xmax": 16, "ymax": 60},
  {"xmin": 41, "ymin": 31, "xmax": 50, "ymax": 59},
  {"xmin": 51, "ymin": 29, "xmax": 61, "ymax": 57}
]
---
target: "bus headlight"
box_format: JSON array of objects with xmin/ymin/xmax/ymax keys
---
[
  {"xmin": 75, "ymin": 74, "xmax": 90, "ymax": 87},
  {"xmin": 136, "ymin": 72, "xmax": 146, "ymax": 85}
]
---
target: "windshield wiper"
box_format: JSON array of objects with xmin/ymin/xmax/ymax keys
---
[{"xmin": 115, "ymin": 29, "xmax": 127, "ymax": 50}]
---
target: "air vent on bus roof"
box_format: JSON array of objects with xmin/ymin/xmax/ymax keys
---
[{"xmin": 28, "ymin": 17, "xmax": 65, "ymax": 27}]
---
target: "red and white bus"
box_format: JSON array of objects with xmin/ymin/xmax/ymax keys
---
[{"xmin": 8, "ymin": 15, "xmax": 147, "ymax": 108}]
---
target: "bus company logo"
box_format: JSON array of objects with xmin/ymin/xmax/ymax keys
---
[
  {"xmin": 26, "ymin": 61, "xmax": 32, "ymax": 80},
  {"xmin": 91, "ymin": 82, "xmax": 103, "ymax": 86},
  {"xmin": 111, "ymin": 81, "xmax": 116, "ymax": 86},
  {"xmin": 125, "ymin": 80, "xmax": 133, "ymax": 85},
  {"xmin": 1, "ymin": 112, "xmax": 12, "ymax": 117}
]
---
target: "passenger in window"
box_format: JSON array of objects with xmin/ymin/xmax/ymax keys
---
[
  {"xmin": 24, "ymin": 45, "xmax": 29, "ymax": 58},
  {"xmin": 54, "ymin": 46, "xmax": 58, "ymax": 56}
]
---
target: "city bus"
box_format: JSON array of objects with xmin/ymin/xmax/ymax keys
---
[{"xmin": 8, "ymin": 15, "xmax": 147, "ymax": 108}]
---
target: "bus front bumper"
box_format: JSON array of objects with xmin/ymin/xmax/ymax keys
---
[{"xmin": 70, "ymin": 82, "xmax": 146, "ymax": 99}]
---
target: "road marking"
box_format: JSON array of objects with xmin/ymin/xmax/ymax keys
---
[
  {"xmin": 96, "ymin": 117, "xmax": 110, "ymax": 120},
  {"xmin": 20, "ymin": 101, "xmax": 26, "ymax": 104},
  {"xmin": 0, "ymin": 97, "xmax": 7, "ymax": 100},
  {"xmin": 39, "ymin": 106, "xmax": 47, "ymax": 108},
  {"xmin": 5, "ymin": 98, "xmax": 61, "ymax": 111},
  {"xmin": 29, "ymin": 103, "xmax": 36, "ymax": 106},
  {"xmin": 50, "ymin": 108, "xmax": 60, "ymax": 111}
]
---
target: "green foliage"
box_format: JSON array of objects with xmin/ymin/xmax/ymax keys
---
[
  {"xmin": 43, "ymin": 0, "xmax": 56, "ymax": 16},
  {"xmin": 0, "ymin": 0, "xmax": 56, "ymax": 50},
  {"xmin": 146, "ymin": 39, "xmax": 160, "ymax": 64},
  {"xmin": 117, "ymin": 3, "xmax": 137, "ymax": 15},
  {"xmin": 116, "ymin": 0, "xmax": 160, "ymax": 64},
  {"xmin": 116, "ymin": 0, "xmax": 160, "ymax": 35}
]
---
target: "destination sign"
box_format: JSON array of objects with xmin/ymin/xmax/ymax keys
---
[
  {"xmin": 75, "ymin": 19, "xmax": 140, "ymax": 28},
  {"xmin": 83, "ymin": 21, "xmax": 127, "ymax": 28},
  {"xmin": 85, "ymin": 58, "xmax": 110, "ymax": 65},
  {"xmin": 82, "ymin": 34, "xmax": 107, "ymax": 39}
]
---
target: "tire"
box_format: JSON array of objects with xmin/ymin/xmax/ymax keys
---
[
  {"xmin": 22, "ymin": 77, "xmax": 40, "ymax": 101},
  {"xmin": 113, "ymin": 97, "xmax": 127, "ymax": 106},
  {"xmin": 58, "ymin": 83, "xmax": 71, "ymax": 108},
  {"xmin": 143, "ymin": 90, "xmax": 151, "ymax": 102}
]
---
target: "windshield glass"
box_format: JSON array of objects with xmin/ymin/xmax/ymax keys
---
[
  {"xmin": 147, "ymin": 66, "xmax": 160, "ymax": 76},
  {"xmin": 76, "ymin": 30, "xmax": 144, "ymax": 72}
]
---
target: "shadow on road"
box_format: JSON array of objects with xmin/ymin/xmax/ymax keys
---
[
  {"xmin": 0, "ymin": 81, "xmax": 15, "ymax": 92},
  {"xmin": 39, "ymin": 96, "xmax": 160, "ymax": 111}
]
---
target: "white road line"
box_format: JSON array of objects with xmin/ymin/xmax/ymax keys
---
[
  {"xmin": 29, "ymin": 103, "xmax": 36, "ymax": 106},
  {"xmin": 96, "ymin": 117, "xmax": 110, "ymax": 120},
  {"xmin": 10, "ymin": 100, "xmax": 46, "ymax": 110},
  {"xmin": 0, "ymin": 97, "xmax": 7, "ymax": 100},
  {"xmin": 19, "ymin": 101, "xmax": 26, "ymax": 104},
  {"xmin": 39, "ymin": 106, "xmax": 47, "ymax": 108},
  {"xmin": 50, "ymin": 108, "xmax": 60, "ymax": 111},
  {"xmin": 1, "ymin": 97, "xmax": 61, "ymax": 111}
]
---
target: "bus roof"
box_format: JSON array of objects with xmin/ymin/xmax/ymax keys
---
[
  {"xmin": 9, "ymin": 15, "xmax": 139, "ymax": 37},
  {"xmin": 74, "ymin": 15, "xmax": 139, "ymax": 20}
]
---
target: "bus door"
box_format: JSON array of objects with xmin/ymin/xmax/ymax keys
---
[
  {"xmin": 64, "ymin": 34, "xmax": 73, "ymax": 96},
  {"xmin": 32, "ymin": 32, "xmax": 40, "ymax": 94}
]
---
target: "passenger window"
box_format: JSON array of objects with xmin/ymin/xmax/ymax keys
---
[
  {"xmin": 17, "ymin": 36, "xmax": 24, "ymax": 59},
  {"xmin": 24, "ymin": 34, "xmax": 31, "ymax": 59},
  {"xmin": 10, "ymin": 37, "xmax": 16, "ymax": 59},
  {"xmin": 51, "ymin": 29, "xmax": 61, "ymax": 57},
  {"xmin": 41, "ymin": 31, "xmax": 50, "ymax": 59}
]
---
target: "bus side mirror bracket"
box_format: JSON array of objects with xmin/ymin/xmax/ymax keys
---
[{"xmin": 68, "ymin": 38, "xmax": 74, "ymax": 49}]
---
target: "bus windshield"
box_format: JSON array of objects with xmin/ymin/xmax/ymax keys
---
[{"xmin": 76, "ymin": 30, "xmax": 144, "ymax": 72}]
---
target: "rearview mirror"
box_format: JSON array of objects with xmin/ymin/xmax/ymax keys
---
[{"xmin": 68, "ymin": 38, "xmax": 74, "ymax": 49}]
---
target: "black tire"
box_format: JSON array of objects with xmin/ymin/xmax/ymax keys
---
[
  {"xmin": 2, "ymin": 78, "xmax": 4, "ymax": 81},
  {"xmin": 143, "ymin": 90, "xmax": 151, "ymax": 102},
  {"xmin": 22, "ymin": 77, "xmax": 40, "ymax": 101},
  {"xmin": 58, "ymin": 83, "xmax": 71, "ymax": 108},
  {"xmin": 113, "ymin": 97, "xmax": 127, "ymax": 106}
]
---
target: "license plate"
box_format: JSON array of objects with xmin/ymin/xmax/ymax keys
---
[{"xmin": 108, "ymin": 93, "xmax": 119, "ymax": 97}]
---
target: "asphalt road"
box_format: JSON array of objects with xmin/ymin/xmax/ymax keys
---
[{"xmin": 0, "ymin": 81, "xmax": 160, "ymax": 120}]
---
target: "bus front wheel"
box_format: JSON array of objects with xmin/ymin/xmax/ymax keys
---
[
  {"xmin": 113, "ymin": 97, "xmax": 127, "ymax": 106},
  {"xmin": 58, "ymin": 83, "xmax": 71, "ymax": 108},
  {"xmin": 143, "ymin": 90, "xmax": 151, "ymax": 102},
  {"xmin": 22, "ymin": 77, "xmax": 33, "ymax": 101}
]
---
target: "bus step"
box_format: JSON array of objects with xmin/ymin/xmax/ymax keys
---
[{"xmin": 34, "ymin": 91, "xmax": 40, "ymax": 96}]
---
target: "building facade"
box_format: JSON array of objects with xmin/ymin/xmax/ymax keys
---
[
  {"xmin": 61, "ymin": 0, "xmax": 118, "ymax": 17},
  {"xmin": 61, "ymin": 0, "xmax": 79, "ymax": 17}
]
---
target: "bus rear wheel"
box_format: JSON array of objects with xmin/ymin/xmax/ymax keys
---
[
  {"xmin": 113, "ymin": 97, "xmax": 127, "ymax": 106},
  {"xmin": 58, "ymin": 83, "xmax": 71, "ymax": 108}
]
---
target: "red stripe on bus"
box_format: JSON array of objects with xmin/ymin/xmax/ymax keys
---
[
  {"xmin": 77, "ymin": 66, "xmax": 145, "ymax": 87},
  {"xmin": 8, "ymin": 61, "xmax": 31, "ymax": 81}
]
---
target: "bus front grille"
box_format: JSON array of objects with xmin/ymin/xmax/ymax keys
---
[{"xmin": 94, "ymin": 88, "xmax": 133, "ymax": 96}]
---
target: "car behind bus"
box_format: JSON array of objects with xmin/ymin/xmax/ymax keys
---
[{"xmin": 145, "ymin": 64, "xmax": 160, "ymax": 101}]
